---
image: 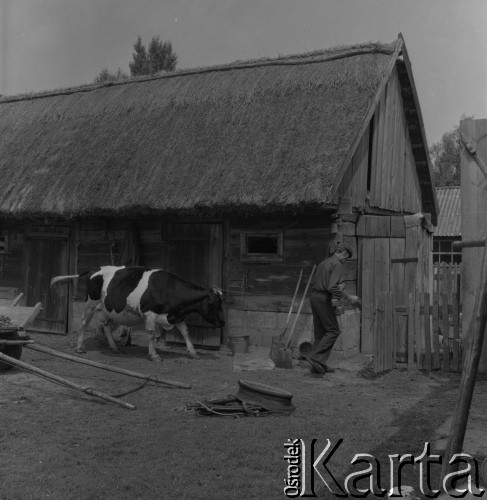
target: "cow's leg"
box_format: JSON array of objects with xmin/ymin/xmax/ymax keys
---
[
  {"xmin": 144, "ymin": 312, "xmax": 162, "ymax": 362},
  {"xmin": 175, "ymin": 321, "xmax": 199, "ymax": 359},
  {"xmin": 76, "ymin": 300, "xmax": 99, "ymax": 353},
  {"xmin": 101, "ymin": 321, "xmax": 121, "ymax": 353}
]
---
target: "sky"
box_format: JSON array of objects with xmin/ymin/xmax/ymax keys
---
[{"xmin": 1, "ymin": 0, "xmax": 486, "ymax": 146}]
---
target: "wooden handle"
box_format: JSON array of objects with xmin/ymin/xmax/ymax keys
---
[
  {"xmin": 282, "ymin": 269, "xmax": 303, "ymax": 334},
  {"xmin": 284, "ymin": 265, "xmax": 316, "ymax": 348}
]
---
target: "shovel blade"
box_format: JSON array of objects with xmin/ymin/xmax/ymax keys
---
[
  {"xmin": 273, "ymin": 347, "xmax": 293, "ymax": 369},
  {"xmin": 269, "ymin": 334, "xmax": 284, "ymax": 363}
]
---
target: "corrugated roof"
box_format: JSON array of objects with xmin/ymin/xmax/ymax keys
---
[{"xmin": 435, "ymin": 186, "xmax": 461, "ymax": 237}]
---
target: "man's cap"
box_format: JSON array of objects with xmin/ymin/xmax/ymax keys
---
[{"xmin": 335, "ymin": 242, "xmax": 354, "ymax": 258}]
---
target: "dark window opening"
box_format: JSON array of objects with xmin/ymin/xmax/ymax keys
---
[
  {"xmin": 240, "ymin": 232, "xmax": 284, "ymax": 262},
  {"xmin": 247, "ymin": 235, "xmax": 278, "ymax": 255}
]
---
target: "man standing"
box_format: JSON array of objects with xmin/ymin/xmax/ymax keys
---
[{"xmin": 305, "ymin": 242, "xmax": 360, "ymax": 375}]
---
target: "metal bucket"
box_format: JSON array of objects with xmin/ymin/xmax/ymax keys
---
[
  {"xmin": 229, "ymin": 336, "xmax": 249, "ymax": 356},
  {"xmin": 298, "ymin": 341, "xmax": 313, "ymax": 358}
]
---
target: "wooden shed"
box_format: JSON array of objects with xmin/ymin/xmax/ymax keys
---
[{"xmin": 0, "ymin": 34, "xmax": 437, "ymax": 359}]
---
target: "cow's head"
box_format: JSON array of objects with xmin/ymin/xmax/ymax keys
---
[{"xmin": 199, "ymin": 288, "xmax": 225, "ymax": 328}]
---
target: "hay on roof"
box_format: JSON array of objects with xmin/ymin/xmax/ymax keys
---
[{"xmin": 0, "ymin": 42, "xmax": 398, "ymax": 218}]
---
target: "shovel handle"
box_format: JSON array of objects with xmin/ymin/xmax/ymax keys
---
[
  {"xmin": 284, "ymin": 265, "xmax": 316, "ymax": 348},
  {"xmin": 283, "ymin": 269, "xmax": 303, "ymax": 331}
]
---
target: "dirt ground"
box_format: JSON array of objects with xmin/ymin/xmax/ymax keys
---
[{"xmin": 1, "ymin": 329, "xmax": 486, "ymax": 500}]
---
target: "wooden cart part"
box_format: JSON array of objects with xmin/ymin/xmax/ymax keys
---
[{"xmin": 0, "ymin": 302, "xmax": 42, "ymax": 330}]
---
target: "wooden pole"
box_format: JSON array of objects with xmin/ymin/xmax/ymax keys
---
[
  {"xmin": 0, "ymin": 352, "xmax": 136, "ymax": 410},
  {"xmin": 452, "ymin": 240, "xmax": 485, "ymax": 250},
  {"xmin": 0, "ymin": 339, "xmax": 35, "ymax": 345},
  {"xmin": 440, "ymin": 245, "xmax": 487, "ymax": 481},
  {"xmin": 25, "ymin": 343, "xmax": 191, "ymax": 389}
]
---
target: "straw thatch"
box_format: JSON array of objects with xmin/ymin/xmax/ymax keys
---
[{"xmin": 0, "ymin": 39, "xmax": 432, "ymax": 218}]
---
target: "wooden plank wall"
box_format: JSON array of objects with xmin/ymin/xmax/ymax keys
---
[
  {"xmin": 367, "ymin": 68, "xmax": 422, "ymax": 214},
  {"xmin": 0, "ymin": 224, "xmax": 24, "ymax": 290},
  {"xmin": 228, "ymin": 214, "xmax": 357, "ymax": 312},
  {"xmin": 358, "ymin": 214, "xmax": 432, "ymax": 356},
  {"xmin": 76, "ymin": 218, "xmax": 165, "ymax": 298},
  {"xmin": 460, "ymin": 118, "xmax": 487, "ymax": 373},
  {"xmin": 334, "ymin": 68, "xmax": 423, "ymax": 215},
  {"xmin": 333, "ymin": 123, "xmax": 370, "ymax": 205}
]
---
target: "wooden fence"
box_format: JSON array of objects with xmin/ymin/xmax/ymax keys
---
[
  {"xmin": 374, "ymin": 291, "xmax": 462, "ymax": 373},
  {"xmin": 433, "ymin": 262, "xmax": 461, "ymax": 298}
]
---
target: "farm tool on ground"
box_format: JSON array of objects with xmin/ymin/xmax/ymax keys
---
[{"xmin": 269, "ymin": 265, "xmax": 316, "ymax": 369}]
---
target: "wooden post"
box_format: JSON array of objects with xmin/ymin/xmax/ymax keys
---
[
  {"xmin": 440, "ymin": 244, "xmax": 487, "ymax": 481},
  {"xmin": 432, "ymin": 294, "xmax": 440, "ymax": 369},
  {"xmin": 452, "ymin": 295, "xmax": 460, "ymax": 372},
  {"xmin": 441, "ymin": 294, "xmax": 450, "ymax": 372},
  {"xmin": 423, "ymin": 293, "xmax": 432, "ymax": 370},
  {"xmin": 407, "ymin": 293, "xmax": 415, "ymax": 369}
]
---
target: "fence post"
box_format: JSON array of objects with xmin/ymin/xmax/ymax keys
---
[{"xmin": 407, "ymin": 292, "xmax": 415, "ymax": 369}]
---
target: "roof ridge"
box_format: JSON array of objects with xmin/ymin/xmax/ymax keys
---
[{"xmin": 0, "ymin": 41, "xmax": 396, "ymax": 104}]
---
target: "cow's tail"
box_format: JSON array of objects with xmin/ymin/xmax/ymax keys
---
[{"xmin": 50, "ymin": 274, "xmax": 80, "ymax": 287}]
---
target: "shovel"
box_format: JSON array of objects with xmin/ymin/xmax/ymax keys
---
[
  {"xmin": 269, "ymin": 269, "xmax": 303, "ymax": 364},
  {"xmin": 272, "ymin": 265, "xmax": 316, "ymax": 369}
]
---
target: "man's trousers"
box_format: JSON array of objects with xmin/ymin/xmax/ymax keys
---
[{"xmin": 308, "ymin": 291, "xmax": 341, "ymax": 368}]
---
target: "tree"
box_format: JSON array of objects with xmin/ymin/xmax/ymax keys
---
[
  {"xmin": 429, "ymin": 116, "xmax": 473, "ymax": 187},
  {"xmin": 93, "ymin": 36, "xmax": 177, "ymax": 84},
  {"xmin": 129, "ymin": 36, "xmax": 177, "ymax": 77},
  {"xmin": 94, "ymin": 67, "xmax": 129, "ymax": 84},
  {"xmin": 129, "ymin": 36, "xmax": 149, "ymax": 76}
]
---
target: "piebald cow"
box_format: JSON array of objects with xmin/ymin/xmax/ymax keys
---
[{"xmin": 51, "ymin": 266, "xmax": 225, "ymax": 361}]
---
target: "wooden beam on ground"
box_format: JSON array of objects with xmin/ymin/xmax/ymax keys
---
[
  {"xmin": 0, "ymin": 352, "xmax": 136, "ymax": 410},
  {"xmin": 25, "ymin": 343, "xmax": 191, "ymax": 389}
]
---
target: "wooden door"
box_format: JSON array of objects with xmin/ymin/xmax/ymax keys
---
[
  {"xmin": 164, "ymin": 223, "xmax": 223, "ymax": 347},
  {"xmin": 24, "ymin": 226, "xmax": 71, "ymax": 334},
  {"xmin": 360, "ymin": 238, "xmax": 390, "ymax": 353}
]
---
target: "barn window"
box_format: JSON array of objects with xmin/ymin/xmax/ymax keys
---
[
  {"xmin": 240, "ymin": 232, "xmax": 284, "ymax": 262},
  {"xmin": 432, "ymin": 238, "xmax": 462, "ymax": 264}
]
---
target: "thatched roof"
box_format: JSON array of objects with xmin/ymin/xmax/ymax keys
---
[{"xmin": 0, "ymin": 35, "xmax": 437, "ymax": 221}]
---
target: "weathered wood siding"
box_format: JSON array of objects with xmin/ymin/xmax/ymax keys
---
[
  {"xmin": 226, "ymin": 213, "xmax": 359, "ymax": 348},
  {"xmin": 0, "ymin": 223, "xmax": 24, "ymax": 290},
  {"xmin": 358, "ymin": 214, "xmax": 432, "ymax": 356},
  {"xmin": 334, "ymin": 67, "xmax": 423, "ymax": 214},
  {"xmin": 76, "ymin": 218, "xmax": 165, "ymax": 299}
]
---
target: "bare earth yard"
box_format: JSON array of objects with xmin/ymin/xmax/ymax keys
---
[{"xmin": 1, "ymin": 330, "xmax": 486, "ymax": 500}]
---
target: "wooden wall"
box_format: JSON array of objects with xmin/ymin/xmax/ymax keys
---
[
  {"xmin": 334, "ymin": 67, "xmax": 423, "ymax": 215},
  {"xmin": 75, "ymin": 218, "xmax": 165, "ymax": 299},
  {"xmin": 226, "ymin": 213, "xmax": 360, "ymax": 347},
  {"xmin": 358, "ymin": 214, "xmax": 433, "ymax": 356},
  {"xmin": 0, "ymin": 223, "xmax": 24, "ymax": 290}
]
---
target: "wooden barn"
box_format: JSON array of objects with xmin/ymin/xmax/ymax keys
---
[{"xmin": 0, "ymin": 34, "xmax": 437, "ymax": 360}]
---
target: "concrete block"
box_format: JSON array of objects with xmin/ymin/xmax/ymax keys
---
[{"xmin": 244, "ymin": 311, "xmax": 279, "ymax": 329}]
